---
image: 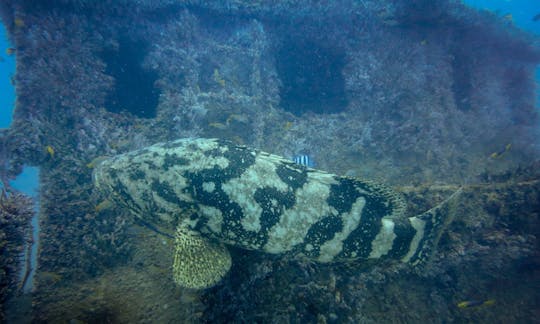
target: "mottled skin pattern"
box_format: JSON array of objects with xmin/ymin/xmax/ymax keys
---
[{"xmin": 94, "ymin": 138, "xmax": 453, "ymax": 265}]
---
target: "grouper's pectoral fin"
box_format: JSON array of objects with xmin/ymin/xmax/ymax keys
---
[{"xmin": 172, "ymin": 226, "xmax": 232, "ymax": 289}]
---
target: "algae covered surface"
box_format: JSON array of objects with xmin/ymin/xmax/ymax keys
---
[{"xmin": 0, "ymin": 0, "xmax": 539, "ymax": 322}]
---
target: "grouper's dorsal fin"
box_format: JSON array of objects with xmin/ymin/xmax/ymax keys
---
[{"xmin": 172, "ymin": 227, "xmax": 232, "ymax": 289}]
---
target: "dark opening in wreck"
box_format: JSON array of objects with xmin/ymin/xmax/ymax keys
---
[
  {"xmin": 276, "ymin": 38, "xmax": 348, "ymax": 116},
  {"xmin": 101, "ymin": 36, "xmax": 160, "ymax": 119}
]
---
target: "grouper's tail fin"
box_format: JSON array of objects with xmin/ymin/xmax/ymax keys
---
[{"xmin": 402, "ymin": 188, "xmax": 462, "ymax": 266}]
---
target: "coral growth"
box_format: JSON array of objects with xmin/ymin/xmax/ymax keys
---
[{"xmin": 0, "ymin": 191, "xmax": 34, "ymax": 322}]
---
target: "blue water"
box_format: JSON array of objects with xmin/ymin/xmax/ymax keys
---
[
  {"xmin": 0, "ymin": 23, "xmax": 15, "ymax": 128},
  {"xmin": 10, "ymin": 167, "xmax": 40, "ymax": 293},
  {"xmin": 7, "ymin": 167, "xmax": 40, "ymax": 294},
  {"xmin": 1, "ymin": 23, "xmax": 40, "ymax": 293},
  {"xmin": 463, "ymin": 0, "xmax": 540, "ymax": 105},
  {"xmin": 1, "ymin": 24, "xmax": 40, "ymax": 196},
  {"xmin": 6, "ymin": 159, "xmax": 40, "ymax": 294},
  {"xmin": 463, "ymin": 0, "xmax": 540, "ymax": 35}
]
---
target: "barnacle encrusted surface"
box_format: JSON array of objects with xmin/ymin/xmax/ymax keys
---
[{"xmin": 172, "ymin": 227, "xmax": 232, "ymax": 289}]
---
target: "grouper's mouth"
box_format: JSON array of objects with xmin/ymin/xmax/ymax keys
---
[{"xmin": 92, "ymin": 157, "xmax": 177, "ymax": 235}]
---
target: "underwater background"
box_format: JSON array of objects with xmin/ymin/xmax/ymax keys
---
[{"xmin": 0, "ymin": 0, "xmax": 539, "ymax": 323}]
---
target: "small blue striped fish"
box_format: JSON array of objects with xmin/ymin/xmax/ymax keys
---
[{"xmin": 292, "ymin": 155, "xmax": 315, "ymax": 167}]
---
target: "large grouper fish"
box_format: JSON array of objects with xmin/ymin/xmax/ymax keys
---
[{"xmin": 93, "ymin": 138, "xmax": 461, "ymax": 289}]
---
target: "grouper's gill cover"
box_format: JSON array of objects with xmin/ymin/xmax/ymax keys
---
[{"xmin": 93, "ymin": 138, "xmax": 460, "ymax": 289}]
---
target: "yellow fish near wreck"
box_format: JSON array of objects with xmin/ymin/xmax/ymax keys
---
[{"xmin": 457, "ymin": 299, "xmax": 495, "ymax": 309}]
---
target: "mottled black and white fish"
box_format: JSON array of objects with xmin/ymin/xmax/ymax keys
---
[{"xmin": 93, "ymin": 138, "xmax": 461, "ymax": 289}]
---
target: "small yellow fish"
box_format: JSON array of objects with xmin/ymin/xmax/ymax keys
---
[
  {"xmin": 490, "ymin": 143, "xmax": 511, "ymax": 159},
  {"xmin": 208, "ymin": 122, "xmax": 227, "ymax": 130},
  {"xmin": 109, "ymin": 139, "xmax": 130, "ymax": 150},
  {"xmin": 5, "ymin": 48, "xmax": 16, "ymax": 56},
  {"xmin": 226, "ymin": 114, "xmax": 248, "ymax": 125},
  {"xmin": 95, "ymin": 199, "xmax": 113, "ymax": 213},
  {"xmin": 38, "ymin": 271, "xmax": 63, "ymax": 286},
  {"xmin": 45, "ymin": 145, "xmax": 55, "ymax": 158},
  {"xmin": 457, "ymin": 299, "xmax": 495, "ymax": 309},
  {"xmin": 14, "ymin": 17, "xmax": 25, "ymax": 28},
  {"xmin": 502, "ymin": 13, "xmax": 513, "ymax": 22},
  {"xmin": 213, "ymin": 69, "xmax": 226, "ymax": 87},
  {"xmin": 283, "ymin": 121, "xmax": 293, "ymax": 131},
  {"xmin": 86, "ymin": 156, "xmax": 109, "ymax": 169}
]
